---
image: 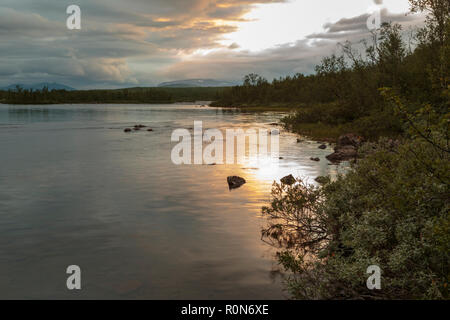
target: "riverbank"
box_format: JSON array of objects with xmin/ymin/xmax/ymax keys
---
[
  {"xmin": 210, "ymin": 101, "xmax": 303, "ymax": 112},
  {"xmin": 210, "ymin": 101, "xmax": 402, "ymax": 142},
  {"xmin": 209, "ymin": 103, "xmax": 347, "ymax": 142}
]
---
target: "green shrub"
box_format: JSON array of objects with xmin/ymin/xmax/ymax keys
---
[{"xmin": 263, "ymin": 136, "xmax": 449, "ymax": 299}]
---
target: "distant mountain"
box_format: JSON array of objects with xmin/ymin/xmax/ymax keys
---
[
  {"xmin": 1, "ymin": 82, "xmax": 76, "ymax": 91},
  {"xmin": 158, "ymin": 79, "xmax": 238, "ymax": 88}
]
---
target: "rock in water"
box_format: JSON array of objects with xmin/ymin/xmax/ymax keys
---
[
  {"xmin": 281, "ymin": 174, "xmax": 296, "ymax": 185},
  {"xmin": 124, "ymin": 128, "xmax": 132, "ymax": 133},
  {"xmin": 227, "ymin": 176, "xmax": 246, "ymax": 190},
  {"xmin": 318, "ymin": 144, "xmax": 327, "ymax": 149},
  {"xmin": 315, "ymin": 176, "xmax": 329, "ymax": 184},
  {"xmin": 310, "ymin": 157, "xmax": 320, "ymax": 162},
  {"xmin": 326, "ymin": 145, "xmax": 358, "ymax": 162}
]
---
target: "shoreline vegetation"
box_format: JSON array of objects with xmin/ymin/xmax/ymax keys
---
[{"xmin": 258, "ymin": 1, "xmax": 448, "ymax": 300}]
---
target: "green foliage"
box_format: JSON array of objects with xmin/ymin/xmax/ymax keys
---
[
  {"xmin": 261, "ymin": 1, "xmax": 449, "ymax": 299},
  {"xmin": 410, "ymin": 0, "xmax": 450, "ymax": 46},
  {"xmin": 263, "ymin": 135, "xmax": 449, "ymax": 299}
]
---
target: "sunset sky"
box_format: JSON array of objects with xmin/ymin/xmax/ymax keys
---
[{"xmin": 0, "ymin": 0, "xmax": 424, "ymax": 89}]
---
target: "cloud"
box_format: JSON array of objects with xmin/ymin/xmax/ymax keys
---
[
  {"xmin": 0, "ymin": 1, "xmax": 289, "ymax": 87},
  {"xmin": 158, "ymin": 9, "xmax": 425, "ymax": 82},
  {"xmin": 0, "ymin": 1, "xmax": 424, "ymax": 88},
  {"xmin": 0, "ymin": 7, "xmax": 63, "ymax": 37},
  {"xmin": 309, "ymin": 9, "xmax": 424, "ymax": 41}
]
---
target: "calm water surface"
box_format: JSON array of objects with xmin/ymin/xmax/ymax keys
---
[{"xmin": 0, "ymin": 104, "xmax": 345, "ymax": 299}]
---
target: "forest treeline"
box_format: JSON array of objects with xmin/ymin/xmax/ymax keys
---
[
  {"xmin": 0, "ymin": 86, "xmax": 226, "ymax": 104},
  {"xmin": 260, "ymin": 0, "xmax": 449, "ymax": 300}
]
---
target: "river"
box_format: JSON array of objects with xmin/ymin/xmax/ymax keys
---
[{"xmin": 0, "ymin": 103, "xmax": 346, "ymax": 299}]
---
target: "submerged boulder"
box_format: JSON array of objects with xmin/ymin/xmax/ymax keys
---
[
  {"xmin": 318, "ymin": 144, "xmax": 327, "ymax": 150},
  {"xmin": 310, "ymin": 157, "xmax": 320, "ymax": 162},
  {"xmin": 227, "ymin": 176, "xmax": 246, "ymax": 190},
  {"xmin": 124, "ymin": 128, "xmax": 132, "ymax": 133},
  {"xmin": 281, "ymin": 174, "xmax": 296, "ymax": 186},
  {"xmin": 326, "ymin": 145, "xmax": 358, "ymax": 162},
  {"xmin": 315, "ymin": 176, "xmax": 329, "ymax": 184}
]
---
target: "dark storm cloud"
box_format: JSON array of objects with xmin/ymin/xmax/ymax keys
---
[
  {"xmin": 0, "ymin": 0, "xmax": 286, "ymax": 88},
  {"xmin": 0, "ymin": 7, "xmax": 63, "ymax": 36},
  {"xmin": 0, "ymin": 63, "xmax": 20, "ymax": 76}
]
